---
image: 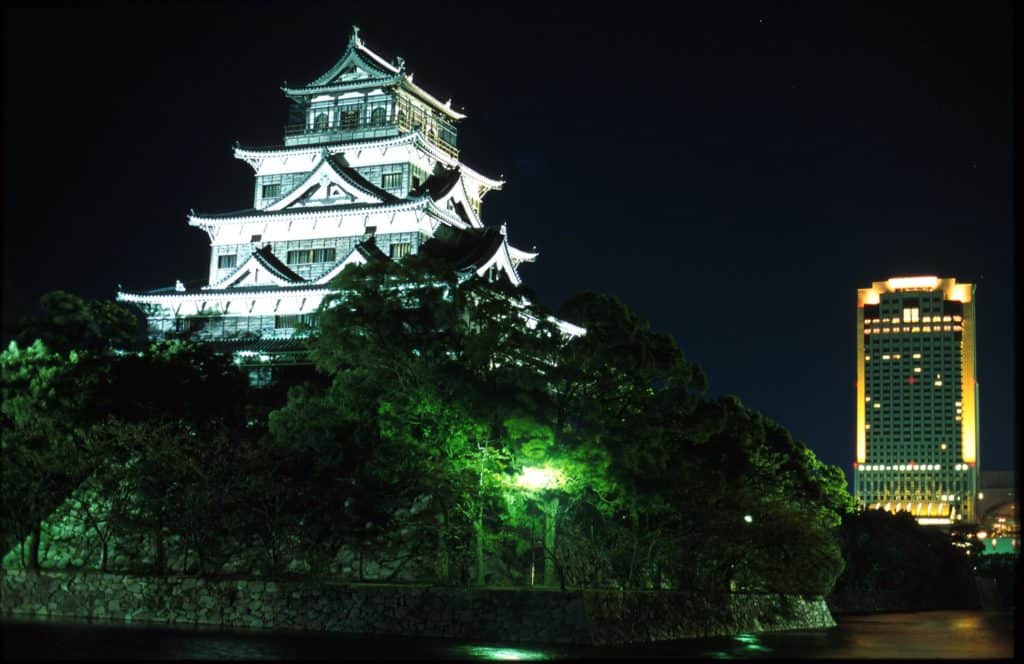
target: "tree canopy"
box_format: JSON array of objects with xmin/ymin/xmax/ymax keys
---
[{"xmin": 4, "ymin": 282, "xmax": 858, "ymax": 596}]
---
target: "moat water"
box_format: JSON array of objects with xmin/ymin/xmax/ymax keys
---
[{"xmin": 1, "ymin": 609, "xmax": 1014, "ymax": 659}]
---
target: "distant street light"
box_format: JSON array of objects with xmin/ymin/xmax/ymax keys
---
[{"xmin": 743, "ymin": 514, "xmax": 753, "ymax": 524}]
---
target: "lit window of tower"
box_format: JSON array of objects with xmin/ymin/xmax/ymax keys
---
[{"xmin": 855, "ymin": 276, "xmax": 979, "ymax": 525}]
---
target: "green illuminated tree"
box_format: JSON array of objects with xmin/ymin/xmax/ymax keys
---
[
  {"xmin": 536, "ymin": 292, "xmax": 711, "ymax": 589},
  {"xmin": 519, "ymin": 292, "xmax": 853, "ymax": 594},
  {"xmin": 278, "ymin": 255, "xmax": 569, "ymax": 584},
  {"xmin": 274, "ymin": 256, "xmax": 488, "ymax": 582},
  {"xmin": 0, "ymin": 340, "xmax": 100, "ymax": 570},
  {"xmin": 263, "ymin": 267, "xmax": 853, "ymax": 593},
  {"xmin": 1, "ymin": 291, "xmax": 142, "ymax": 571}
]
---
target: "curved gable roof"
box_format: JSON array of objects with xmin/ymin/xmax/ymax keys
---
[
  {"xmin": 266, "ymin": 149, "xmax": 398, "ymax": 211},
  {"xmin": 281, "ymin": 27, "xmax": 466, "ymax": 121},
  {"xmin": 418, "ymin": 226, "xmax": 521, "ymax": 283},
  {"xmin": 252, "ymin": 245, "xmax": 305, "ymax": 283},
  {"xmin": 206, "ymin": 245, "xmax": 306, "ymax": 290},
  {"xmin": 412, "ymin": 166, "xmax": 483, "ymax": 227},
  {"xmin": 309, "ymin": 32, "xmax": 398, "ymax": 86}
]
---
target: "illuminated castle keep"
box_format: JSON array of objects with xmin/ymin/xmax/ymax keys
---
[
  {"xmin": 118, "ymin": 27, "xmax": 559, "ymax": 366},
  {"xmin": 854, "ymin": 276, "xmax": 979, "ymax": 525}
]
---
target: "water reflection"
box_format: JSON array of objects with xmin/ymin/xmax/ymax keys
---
[
  {"xmin": 705, "ymin": 633, "xmax": 775, "ymax": 658},
  {"xmin": 831, "ymin": 611, "xmax": 1015, "ymax": 660},
  {"xmin": 1, "ymin": 610, "xmax": 1014, "ymax": 660},
  {"xmin": 454, "ymin": 645, "xmax": 551, "ymax": 660}
]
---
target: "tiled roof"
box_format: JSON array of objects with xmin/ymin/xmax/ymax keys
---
[
  {"xmin": 235, "ymin": 132, "xmax": 418, "ymax": 156},
  {"xmin": 354, "ymin": 238, "xmax": 390, "ymax": 263},
  {"xmin": 282, "ymin": 74, "xmax": 403, "ymax": 98},
  {"xmin": 419, "ymin": 226, "xmax": 505, "ymax": 272},
  {"xmin": 192, "ymin": 198, "xmax": 416, "ymax": 220},
  {"xmin": 411, "ymin": 166, "xmax": 461, "ymax": 201},
  {"xmin": 326, "ymin": 154, "xmax": 400, "ymax": 203},
  {"xmin": 119, "ymin": 283, "xmax": 332, "ymax": 299},
  {"xmin": 252, "ymin": 246, "xmax": 305, "ymax": 284},
  {"xmin": 234, "ymin": 134, "xmax": 502, "ymax": 190}
]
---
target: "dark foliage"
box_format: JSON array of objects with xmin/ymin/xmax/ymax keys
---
[{"xmin": 829, "ymin": 509, "xmax": 981, "ymax": 612}]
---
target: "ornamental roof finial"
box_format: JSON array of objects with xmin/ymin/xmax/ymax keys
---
[
  {"xmin": 394, "ymin": 56, "xmax": 405, "ymax": 71},
  {"xmin": 500, "ymin": 222, "xmax": 508, "ymax": 236},
  {"xmin": 350, "ymin": 25, "xmax": 361, "ymax": 46}
]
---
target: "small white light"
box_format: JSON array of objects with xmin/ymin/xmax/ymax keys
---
[{"xmin": 743, "ymin": 514, "xmax": 753, "ymax": 523}]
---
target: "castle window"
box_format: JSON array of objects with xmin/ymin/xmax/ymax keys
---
[
  {"xmin": 390, "ymin": 242, "xmax": 412, "ymax": 259},
  {"xmin": 262, "ymin": 183, "xmax": 281, "ymax": 198},
  {"xmin": 287, "ymin": 249, "xmax": 313, "ymax": 264},
  {"xmin": 313, "ymin": 112, "xmax": 329, "ymax": 131},
  {"xmin": 381, "ymin": 172, "xmax": 402, "ymax": 189},
  {"xmin": 251, "ymin": 234, "xmax": 262, "ymax": 242},
  {"xmin": 217, "ymin": 255, "xmax": 237, "ymax": 269},
  {"xmin": 275, "ymin": 314, "xmax": 316, "ymax": 329},
  {"xmin": 341, "ymin": 108, "xmax": 360, "ymax": 129},
  {"xmin": 311, "ymin": 248, "xmax": 336, "ymax": 263},
  {"xmin": 288, "ymin": 248, "xmax": 336, "ymax": 264},
  {"xmin": 370, "ymin": 106, "xmax": 387, "ymax": 126}
]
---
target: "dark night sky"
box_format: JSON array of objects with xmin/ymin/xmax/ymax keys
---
[{"xmin": 3, "ymin": 3, "xmax": 1015, "ymax": 481}]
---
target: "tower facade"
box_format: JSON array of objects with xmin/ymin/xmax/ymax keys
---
[
  {"xmin": 117, "ymin": 28, "xmax": 572, "ymax": 370},
  {"xmin": 854, "ymin": 276, "xmax": 979, "ymax": 524}
]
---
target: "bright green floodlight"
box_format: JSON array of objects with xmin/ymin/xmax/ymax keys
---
[{"xmin": 517, "ymin": 466, "xmax": 563, "ymax": 490}]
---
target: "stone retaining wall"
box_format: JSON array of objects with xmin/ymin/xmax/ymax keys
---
[{"xmin": 0, "ymin": 570, "xmax": 835, "ymax": 644}]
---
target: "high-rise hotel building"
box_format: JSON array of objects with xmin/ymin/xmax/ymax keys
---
[{"xmin": 855, "ymin": 276, "xmax": 979, "ymax": 525}]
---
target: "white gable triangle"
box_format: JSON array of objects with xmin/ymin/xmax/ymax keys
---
[
  {"xmin": 434, "ymin": 175, "xmax": 484, "ymax": 228},
  {"xmin": 309, "ymin": 43, "xmax": 399, "ymax": 88},
  {"xmin": 268, "ymin": 152, "xmax": 385, "ymax": 211},
  {"xmin": 315, "ymin": 247, "xmax": 372, "ymax": 285},
  {"xmin": 475, "ymin": 239, "xmax": 522, "ymax": 286},
  {"xmin": 207, "ymin": 252, "xmax": 304, "ymax": 290}
]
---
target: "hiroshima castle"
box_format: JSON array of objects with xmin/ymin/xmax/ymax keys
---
[{"xmin": 118, "ymin": 27, "xmax": 576, "ymax": 369}]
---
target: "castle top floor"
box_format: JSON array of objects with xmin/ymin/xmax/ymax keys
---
[{"xmin": 280, "ymin": 27, "xmax": 463, "ymax": 158}]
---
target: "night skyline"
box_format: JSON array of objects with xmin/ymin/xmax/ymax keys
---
[{"xmin": 2, "ymin": 3, "xmax": 1014, "ymax": 479}]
